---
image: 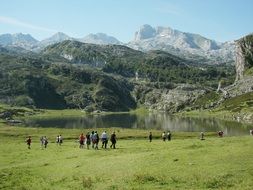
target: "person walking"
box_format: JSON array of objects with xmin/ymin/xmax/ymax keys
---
[
  {"xmin": 43, "ymin": 136, "xmax": 48, "ymax": 148},
  {"xmin": 218, "ymin": 131, "xmax": 224, "ymax": 137},
  {"xmin": 56, "ymin": 135, "xmax": 60, "ymax": 145},
  {"xmin": 110, "ymin": 132, "xmax": 117, "ymax": 149},
  {"xmin": 91, "ymin": 131, "xmax": 95, "ymax": 149},
  {"xmin": 149, "ymin": 132, "xmax": 152, "ymax": 142},
  {"xmin": 59, "ymin": 135, "xmax": 63, "ymax": 145},
  {"xmin": 86, "ymin": 132, "xmax": 91, "ymax": 149},
  {"xmin": 101, "ymin": 131, "xmax": 108, "ymax": 149},
  {"xmin": 94, "ymin": 131, "xmax": 99, "ymax": 150},
  {"xmin": 167, "ymin": 131, "xmax": 171, "ymax": 141},
  {"xmin": 162, "ymin": 132, "xmax": 166, "ymax": 141},
  {"xmin": 79, "ymin": 133, "xmax": 85, "ymax": 148},
  {"xmin": 26, "ymin": 136, "xmax": 31, "ymax": 149},
  {"xmin": 200, "ymin": 132, "xmax": 205, "ymax": 140},
  {"xmin": 40, "ymin": 136, "xmax": 44, "ymax": 148}
]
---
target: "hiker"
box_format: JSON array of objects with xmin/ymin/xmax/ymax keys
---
[
  {"xmin": 40, "ymin": 136, "xmax": 44, "ymax": 147},
  {"xmin": 200, "ymin": 132, "xmax": 205, "ymax": 140},
  {"xmin": 79, "ymin": 133, "xmax": 85, "ymax": 148},
  {"xmin": 167, "ymin": 131, "xmax": 171, "ymax": 141},
  {"xmin": 218, "ymin": 131, "xmax": 224, "ymax": 137},
  {"xmin": 43, "ymin": 136, "xmax": 48, "ymax": 148},
  {"xmin": 91, "ymin": 131, "xmax": 95, "ymax": 149},
  {"xmin": 86, "ymin": 132, "xmax": 91, "ymax": 149},
  {"xmin": 94, "ymin": 131, "xmax": 99, "ymax": 150},
  {"xmin": 59, "ymin": 135, "xmax": 63, "ymax": 145},
  {"xmin": 162, "ymin": 132, "xmax": 166, "ymax": 141},
  {"xmin": 101, "ymin": 131, "xmax": 108, "ymax": 149},
  {"xmin": 149, "ymin": 132, "xmax": 152, "ymax": 142},
  {"xmin": 56, "ymin": 135, "xmax": 60, "ymax": 145},
  {"xmin": 110, "ymin": 132, "xmax": 116, "ymax": 149},
  {"xmin": 26, "ymin": 136, "xmax": 31, "ymax": 149}
]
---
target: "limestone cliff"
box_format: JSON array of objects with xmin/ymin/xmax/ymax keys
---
[{"xmin": 235, "ymin": 34, "xmax": 253, "ymax": 81}]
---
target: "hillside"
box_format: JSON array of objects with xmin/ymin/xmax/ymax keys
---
[
  {"xmin": 0, "ymin": 50, "xmax": 136, "ymax": 111},
  {"xmin": 0, "ymin": 39, "xmax": 237, "ymax": 112},
  {"xmin": 43, "ymin": 40, "xmax": 235, "ymax": 84}
]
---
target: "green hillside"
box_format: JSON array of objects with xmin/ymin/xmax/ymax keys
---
[{"xmin": 0, "ymin": 41, "xmax": 236, "ymax": 112}]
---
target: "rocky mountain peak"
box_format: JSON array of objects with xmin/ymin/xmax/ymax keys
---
[
  {"xmin": 129, "ymin": 24, "xmax": 235, "ymax": 64},
  {"xmin": 51, "ymin": 32, "xmax": 70, "ymax": 40},
  {"xmin": 40, "ymin": 32, "xmax": 72, "ymax": 46},
  {"xmin": 0, "ymin": 33, "xmax": 38, "ymax": 45},
  {"xmin": 81, "ymin": 33, "xmax": 121, "ymax": 45},
  {"xmin": 134, "ymin": 24, "xmax": 156, "ymax": 41}
]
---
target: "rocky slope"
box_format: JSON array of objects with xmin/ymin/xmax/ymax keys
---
[
  {"xmin": 235, "ymin": 34, "xmax": 253, "ymax": 81},
  {"xmin": 190, "ymin": 33, "xmax": 253, "ymax": 122},
  {"xmin": 225, "ymin": 34, "xmax": 253, "ymax": 96},
  {"xmin": 133, "ymin": 82, "xmax": 207, "ymax": 113}
]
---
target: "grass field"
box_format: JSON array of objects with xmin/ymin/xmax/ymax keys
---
[{"xmin": 0, "ymin": 123, "xmax": 253, "ymax": 190}]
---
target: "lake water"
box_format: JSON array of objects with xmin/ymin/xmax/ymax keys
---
[{"xmin": 25, "ymin": 113, "xmax": 253, "ymax": 136}]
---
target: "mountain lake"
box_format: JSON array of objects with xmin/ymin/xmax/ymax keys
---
[{"xmin": 24, "ymin": 113, "xmax": 252, "ymax": 136}]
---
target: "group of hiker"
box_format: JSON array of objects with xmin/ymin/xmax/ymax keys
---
[
  {"xmin": 40, "ymin": 136, "xmax": 49, "ymax": 148},
  {"xmin": 148, "ymin": 131, "xmax": 172, "ymax": 142},
  {"xmin": 79, "ymin": 131, "xmax": 116, "ymax": 150},
  {"xmin": 26, "ymin": 131, "xmax": 116, "ymax": 150},
  {"xmin": 26, "ymin": 129, "xmax": 253, "ymax": 149},
  {"xmin": 200, "ymin": 131, "xmax": 224, "ymax": 140}
]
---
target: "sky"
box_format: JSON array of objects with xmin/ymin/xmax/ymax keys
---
[{"xmin": 0, "ymin": 0, "xmax": 253, "ymax": 42}]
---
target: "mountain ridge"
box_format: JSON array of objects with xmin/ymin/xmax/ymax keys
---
[
  {"xmin": 0, "ymin": 24, "xmax": 249, "ymax": 64},
  {"xmin": 128, "ymin": 24, "xmax": 236, "ymax": 64}
]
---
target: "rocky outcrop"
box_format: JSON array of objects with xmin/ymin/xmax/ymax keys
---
[
  {"xmin": 235, "ymin": 34, "xmax": 253, "ymax": 81},
  {"xmin": 134, "ymin": 83, "xmax": 206, "ymax": 113},
  {"xmin": 225, "ymin": 76, "xmax": 253, "ymax": 98}
]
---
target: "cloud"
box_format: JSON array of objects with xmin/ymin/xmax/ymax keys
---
[{"xmin": 0, "ymin": 16, "xmax": 57, "ymax": 32}]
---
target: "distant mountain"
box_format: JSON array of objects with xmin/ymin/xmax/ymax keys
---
[
  {"xmin": 0, "ymin": 32, "xmax": 122, "ymax": 52},
  {"xmin": 0, "ymin": 33, "xmax": 38, "ymax": 50},
  {"xmin": 128, "ymin": 24, "xmax": 235, "ymax": 64},
  {"xmin": 81, "ymin": 33, "xmax": 122, "ymax": 45},
  {"xmin": 39, "ymin": 32, "xmax": 73, "ymax": 47},
  {"xmin": 0, "ymin": 27, "xmax": 236, "ymax": 64}
]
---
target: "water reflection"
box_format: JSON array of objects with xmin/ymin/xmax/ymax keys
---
[{"xmin": 25, "ymin": 113, "xmax": 252, "ymax": 136}]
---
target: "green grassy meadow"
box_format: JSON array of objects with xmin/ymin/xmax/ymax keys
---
[{"xmin": 0, "ymin": 123, "xmax": 253, "ymax": 190}]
